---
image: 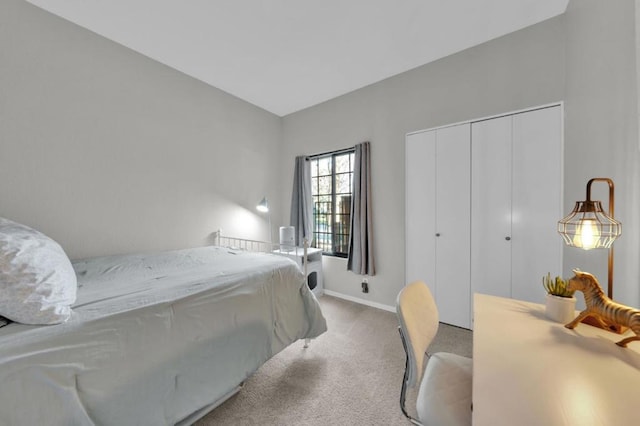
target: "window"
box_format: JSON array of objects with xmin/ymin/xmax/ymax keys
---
[{"xmin": 309, "ymin": 149, "xmax": 355, "ymax": 257}]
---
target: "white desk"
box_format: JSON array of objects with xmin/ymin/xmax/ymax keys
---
[{"xmin": 473, "ymin": 293, "xmax": 640, "ymax": 426}]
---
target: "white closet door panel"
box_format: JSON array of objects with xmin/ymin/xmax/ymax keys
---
[
  {"xmin": 405, "ymin": 131, "xmax": 436, "ymax": 297},
  {"xmin": 512, "ymin": 106, "xmax": 563, "ymax": 303},
  {"xmin": 435, "ymin": 124, "xmax": 471, "ymax": 329},
  {"xmin": 471, "ymin": 116, "xmax": 513, "ymax": 298}
]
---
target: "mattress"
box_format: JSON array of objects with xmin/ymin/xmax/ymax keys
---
[{"xmin": 0, "ymin": 246, "xmax": 327, "ymax": 425}]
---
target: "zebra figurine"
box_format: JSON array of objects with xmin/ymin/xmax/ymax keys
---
[{"xmin": 565, "ymin": 269, "xmax": 640, "ymax": 348}]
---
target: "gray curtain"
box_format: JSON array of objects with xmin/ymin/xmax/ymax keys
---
[
  {"xmin": 289, "ymin": 155, "xmax": 313, "ymax": 246},
  {"xmin": 347, "ymin": 141, "xmax": 375, "ymax": 275}
]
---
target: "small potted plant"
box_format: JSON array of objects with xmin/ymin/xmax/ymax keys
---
[{"xmin": 542, "ymin": 273, "xmax": 576, "ymax": 323}]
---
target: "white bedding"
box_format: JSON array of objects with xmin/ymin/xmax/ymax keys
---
[{"xmin": 0, "ymin": 246, "xmax": 327, "ymax": 425}]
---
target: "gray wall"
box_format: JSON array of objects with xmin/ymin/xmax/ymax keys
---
[
  {"xmin": 282, "ymin": 0, "xmax": 640, "ymax": 309},
  {"xmin": 563, "ymin": 0, "xmax": 639, "ymax": 306},
  {"xmin": 2, "ymin": 0, "xmax": 638, "ymax": 309},
  {"xmin": 0, "ymin": 0, "xmax": 283, "ymax": 259},
  {"xmin": 282, "ymin": 16, "xmax": 567, "ymax": 309}
]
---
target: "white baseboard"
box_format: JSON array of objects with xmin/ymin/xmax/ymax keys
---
[{"xmin": 323, "ymin": 290, "xmax": 395, "ymax": 313}]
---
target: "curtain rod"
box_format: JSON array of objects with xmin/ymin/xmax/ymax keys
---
[{"xmin": 306, "ymin": 146, "xmax": 355, "ymax": 160}]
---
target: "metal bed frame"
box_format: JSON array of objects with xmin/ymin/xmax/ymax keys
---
[
  {"xmin": 179, "ymin": 230, "xmax": 314, "ymax": 425},
  {"xmin": 213, "ymin": 229, "xmax": 309, "ymax": 275},
  {"xmin": 213, "ymin": 229, "xmax": 312, "ymax": 349}
]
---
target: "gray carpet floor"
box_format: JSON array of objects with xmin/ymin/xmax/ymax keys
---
[{"xmin": 196, "ymin": 295, "xmax": 473, "ymax": 425}]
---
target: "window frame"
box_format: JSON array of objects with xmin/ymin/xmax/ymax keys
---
[{"xmin": 309, "ymin": 148, "xmax": 355, "ymax": 258}]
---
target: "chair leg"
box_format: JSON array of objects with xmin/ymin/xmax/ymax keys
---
[{"xmin": 398, "ymin": 328, "xmax": 424, "ymax": 426}]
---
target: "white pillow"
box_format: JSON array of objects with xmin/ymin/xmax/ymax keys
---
[{"xmin": 0, "ymin": 217, "xmax": 77, "ymax": 325}]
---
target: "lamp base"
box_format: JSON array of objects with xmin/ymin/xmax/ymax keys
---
[{"xmin": 581, "ymin": 316, "xmax": 627, "ymax": 334}]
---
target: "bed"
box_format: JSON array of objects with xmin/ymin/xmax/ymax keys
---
[{"xmin": 0, "ymin": 219, "xmax": 327, "ymax": 425}]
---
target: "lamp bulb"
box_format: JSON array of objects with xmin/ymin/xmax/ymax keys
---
[{"xmin": 574, "ymin": 219, "xmax": 599, "ymax": 250}]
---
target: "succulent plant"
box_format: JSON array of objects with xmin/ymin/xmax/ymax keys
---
[{"xmin": 542, "ymin": 273, "xmax": 575, "ymax": 298}]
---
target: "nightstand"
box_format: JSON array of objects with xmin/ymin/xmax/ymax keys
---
[{"xmin": 273, "ymin": 247, "xmax": 323, "ymax": 296}]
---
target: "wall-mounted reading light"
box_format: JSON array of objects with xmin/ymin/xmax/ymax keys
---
[
  {"xmin": 256, "ymin": 197, "xmax": 269, "ymax": 213},
  {"xmin": 256, "ymin": 197, "xmax": 272, "ymax": 243}
]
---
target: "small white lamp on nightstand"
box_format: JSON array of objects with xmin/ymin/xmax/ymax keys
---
[{"xmin": 279, "ymin": 226, "xmax": 295, "ymax": 252}]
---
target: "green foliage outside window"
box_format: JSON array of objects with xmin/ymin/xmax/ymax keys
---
[{"xmin": 310, "ymin": 150, "xmax": 354, "ymax": 256}]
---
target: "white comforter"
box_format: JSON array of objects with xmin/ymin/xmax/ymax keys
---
[{"xmin": 0, "ymin": 246, "xmax": 327, "ymax": 425}]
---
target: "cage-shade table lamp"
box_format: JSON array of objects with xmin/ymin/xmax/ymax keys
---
[{"xmin": 557, "ymin": 178, "xmax": 622, "ymax": 298}]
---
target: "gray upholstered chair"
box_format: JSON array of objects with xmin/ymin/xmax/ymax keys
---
[{"xmin": 396, "ymin": 281, "xmax": 472, "ymax": 426}]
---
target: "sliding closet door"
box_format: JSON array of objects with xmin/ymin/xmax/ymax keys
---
[
  {"xmin": 435, "ymin": 124, "xmax": 471, "ymax": 328},
  {"xmin": 406, "ymin": 104, "xmax": 563, "ymax": 328},
  {"xmin": 471, "ymin": 116, "xmax": 513, "ymax": 298},
  {"xmin": 405, "ymin": 131, "xmax": 437, "ymax": 296},
  {"xmin": 511, "ymin": 106, "xmax": 563, "ymax": 303},
  {"xmin": 406, "ymin": 124, "xmax": 470, "ymax": 329}
]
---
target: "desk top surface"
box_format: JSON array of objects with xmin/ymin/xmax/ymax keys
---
[{"xmin": 473, "ymin": 293, "xmax": 640, "ymax": 426}]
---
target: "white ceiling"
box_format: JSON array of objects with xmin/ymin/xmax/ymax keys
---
[{"xmin": 25, "ymin": 0, "xmax": 569, "ymax": 117}]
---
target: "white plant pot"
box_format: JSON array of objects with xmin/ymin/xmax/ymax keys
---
[{"xmin": 545, "ymin": 294, "xmax": 577, "ymax": 323}]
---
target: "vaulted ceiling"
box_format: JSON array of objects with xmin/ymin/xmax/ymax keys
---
[{"xmin": 25, "ymin": 0, "xmax": 569, "ymax": 116}]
